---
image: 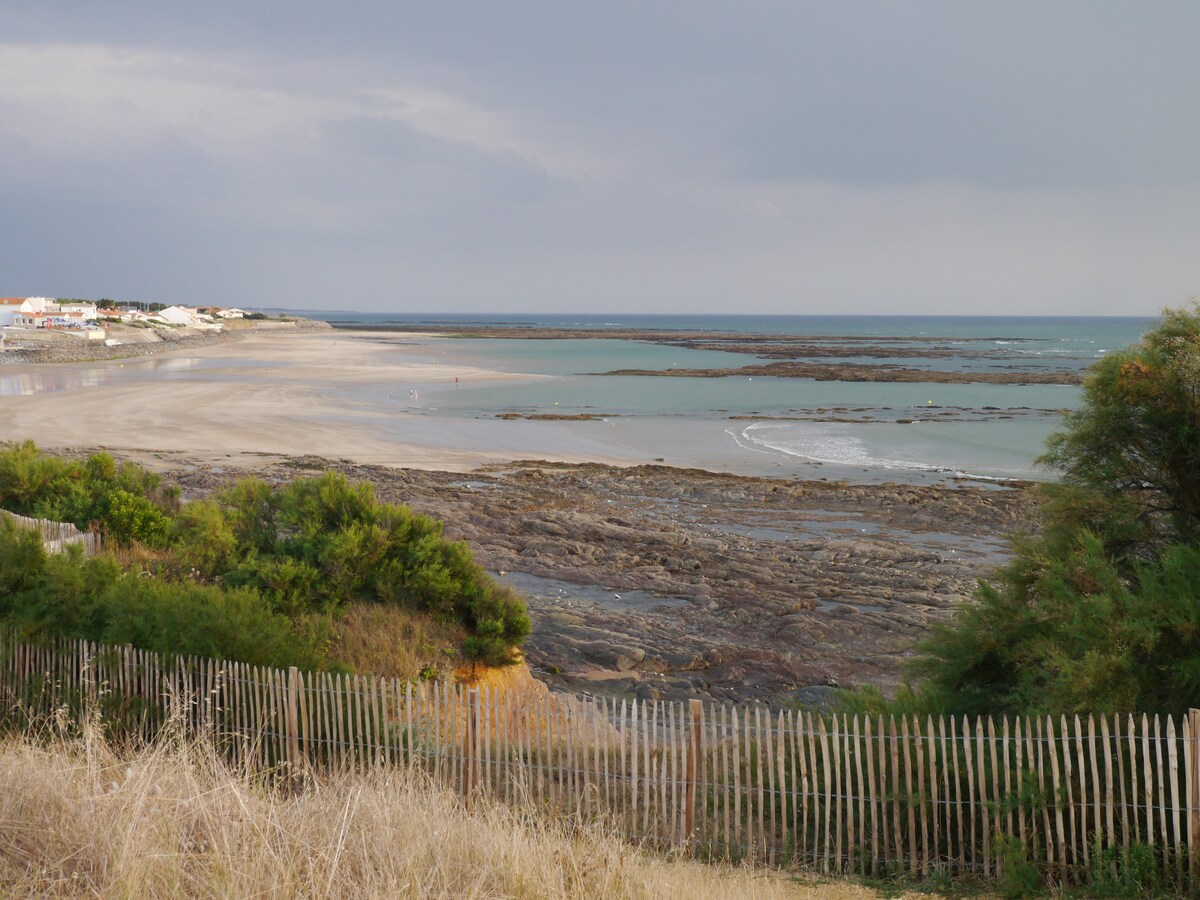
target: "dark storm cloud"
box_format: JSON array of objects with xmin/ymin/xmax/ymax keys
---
[{"xmin": 1, "ymin": 2, "xmax": 1198, "ymax": 313}]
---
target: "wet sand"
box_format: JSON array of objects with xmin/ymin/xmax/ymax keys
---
[{"xmin": 0, "ymin": 330, "xmax": 630, "ymax": 471}]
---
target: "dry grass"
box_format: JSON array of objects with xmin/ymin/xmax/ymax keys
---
[
  {"xmin": 0, "ymin": 716, "xmax": 898, "ymax": 899},
  {"xmin": 329, "ymin": 601, "xmax": 467, "ymax": 680}
]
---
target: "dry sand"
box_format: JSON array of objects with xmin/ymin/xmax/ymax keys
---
[{"xmin": 0, "ymin": 330, "xmax": 624, "ymax": 472}]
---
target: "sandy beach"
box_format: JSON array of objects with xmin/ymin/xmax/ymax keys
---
[{"xmin": 0, "ymin": 330, "xmax": 633, "ymax": 472}]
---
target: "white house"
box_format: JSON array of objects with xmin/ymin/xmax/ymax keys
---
[
  {"xmin": 1, "ymin": 297, "xmax": 61, "ymax": 327},
  {"xmin": 56, "ymin": 301, "xmax": 98, "ymax": 319},
  {"xmin": 216, "ymin": 307, "xmax": 247, "ymax": 319},
  {"xmin": 157, "ymin": 306, "xmax": 199, "ymax": 326},
  {"xmin": 23, "ymin": 297, "xmax": 56, "ymax": 314},
  {"xmin": 119, "ymin": 310, "xmax": 166, "ymax": 324},
  {"xmin": 0, "ymin": 298, "xmax": 25, "ymax": 327}
]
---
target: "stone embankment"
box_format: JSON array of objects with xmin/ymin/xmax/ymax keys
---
[{"xmin": 158, "ymin": 455, "xmax": 1036, "ymax": 709}]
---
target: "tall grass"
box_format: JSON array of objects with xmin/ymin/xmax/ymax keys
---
[
  {"xmin": 0, "ymin": 714, "xmax": 827, "ymax": 898},
  {"xmin": 330, "ymin": 600, "xmax": 467, "ymax": 680}
]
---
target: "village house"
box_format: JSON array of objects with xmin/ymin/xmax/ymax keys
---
[
  {"xmin": 15, "ymin": 310, "xmax": 90, "ymax": 330},
  {"xmin": 156, "ymin": 305, "xmax": 199, "ymax": 325},
  {"xmin": 2, "ymin": 297, "xmax": 99, "ymax": 327},
  {"xmin": 0, "ymin": 297, "xmax": 60, "ymax": 327},
  {"xmin": 55, "ymin": 300, "xmax": 98, "ymax": 319},
  {"xmin": 0, "ymin": 298, "xmax": 25, "ymax": 328},
  {"xmin": 216, "ymin": 307, "xmax": 247, "ymax": 319},
  {"xmin": 23, "ymin": 297, "xmax": 56, "ymax": 314},
  {"xmin": 117, "ymin": 310, "xmax": 166, "ymax": 324},
  {"xmin": 5, "ymin": 297, "xmax": 222, "ymax": 333}
]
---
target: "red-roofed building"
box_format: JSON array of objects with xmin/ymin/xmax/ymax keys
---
[{"xmin": 0, "ymin": 298, "xmax": 32, "ymax": 327}]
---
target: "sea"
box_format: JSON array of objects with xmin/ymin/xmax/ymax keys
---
[{"xmin": 300, "ymin": 313, "xmax": 1154, "ymax": 485}]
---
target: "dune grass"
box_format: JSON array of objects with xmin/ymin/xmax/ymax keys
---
[
  {"xmin": 329, "ymin": 600, "xmax": 467, "ymax": 680},
  {"xmin": 0, "ymin": 712, "xmax": 881, "ymax": 899}
]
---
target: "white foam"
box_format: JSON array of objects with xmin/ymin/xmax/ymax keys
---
[{"xmin": 738, "ymin": 422, "xmax": 945, "ymax": 472}]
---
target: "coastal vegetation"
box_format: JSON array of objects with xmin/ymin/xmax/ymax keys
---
[
  {"xmin": 0, "ymin": 443, "xmax": 529, "ymax": 671},
  {"xmin": 861, "ymin": 303, "xmax": 1200, "ymax": 718}
]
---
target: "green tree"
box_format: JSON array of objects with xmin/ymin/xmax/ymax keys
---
[
  {"xmin": 1041, "ymin": 303, "xmax": 1200, "ymax": 556},
  {"xmin": 902, "ymin": 303, "xmax": 1200, "ymax": 717}
]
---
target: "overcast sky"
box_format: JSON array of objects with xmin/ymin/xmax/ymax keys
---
[{"xmin": 2, "ymin": 3, "xmax": 1198, "ymax": 316}]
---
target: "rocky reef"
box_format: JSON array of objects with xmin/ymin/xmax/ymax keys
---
[{"xmin": 163, "ymin": 456, "xmax": 1036, "ymax": 709}]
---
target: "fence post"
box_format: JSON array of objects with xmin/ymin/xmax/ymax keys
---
[
  {"xmin": 467, "ymin": 688, "xmax": 480, "ymax": 804},
  {"xmin": 286, "ymin": 666, "xmax": 302, "ymax": 774},
  {"xmin": 1190, "ymin": 709, "xmax": 1200, "ymax": 881},
  {"xmin": 685, "ymin": 698, "xmax": 702, "ymax": 847}
]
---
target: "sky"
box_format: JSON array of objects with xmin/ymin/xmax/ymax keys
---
[{"xmin": 2, "ymin": 2, "xmax": 1198, "ymax": 316}]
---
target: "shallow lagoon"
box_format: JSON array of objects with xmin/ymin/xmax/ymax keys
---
[{"xmin": 351, "ymin": 315, "xmax": 1152, "ymax": 482}]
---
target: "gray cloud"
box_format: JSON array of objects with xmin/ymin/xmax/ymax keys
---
[{"xmin": 1, "ymin": 2, "xmax": 1198, "ymax": 314}]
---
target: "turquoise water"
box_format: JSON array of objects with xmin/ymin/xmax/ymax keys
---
[
  {"xmin": 323, "ymin": 314, "xmax": 1154, "ymax": 483},
  {"xmin": 428, "ymin": 337, "xmax": 766, "ymax": 376},
  {"xmin": 2, "ymin": 313, "xmax": 1155, "ymax": 482}
]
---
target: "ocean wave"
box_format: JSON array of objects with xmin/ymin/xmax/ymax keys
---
[
  {"xmin": 732, "ymin": 422, "xmax": 1017, "ymax": 481},
  {"xmin": 735, "ymin": 422, "xmax": 945, "ymax": 472}
]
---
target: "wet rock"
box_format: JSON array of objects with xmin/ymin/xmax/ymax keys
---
[
  {"xmin": 153, "ymin": 455, "xmax": 1034, "ymax": 707},
  {"xmin": 616, "ymin": 648, "xmax": 646, "ymax": 671},
  {"xmin": 793, "ymin": 686, "xmax": 841, "ymax": 712}
]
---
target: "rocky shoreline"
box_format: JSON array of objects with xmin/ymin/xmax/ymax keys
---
[
  {"xmin": 335, "ymin": 323, "xmax": 1026, "ymax": 345},
  {"xmin": 148, "ymin": 453, "xmax": 1036, "ymax": 709},
  {"xmin": 597, "ymin": 361, "xmax": 1082, "ymax": 384},
  {"xmin": 336, "ymin": 323, "xmax": 1085, "ymax": 384}
]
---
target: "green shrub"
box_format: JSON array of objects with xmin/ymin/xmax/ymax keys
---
[
  {"xmin": 205, "ymin": 472, "xmax": 530, "ymax": 664},
  {"xmin": 103, "ymin": 489, "xmax": 172, "ymax": 548},
  {"xmin": 170, "ymin": 499, "xmax": 237, "ymax": 576},
  {"xmin": 1088, "ymin": 838, "xmax": 1161, "ymax": 898},
  {"xmin": 99, "ymin": 578, "xmax": 326, "ymax": 670},
  {"xmin": 217, "ymin": 478, "xmax": 279, "ymax": 555},
  {"xmin": 1, "ymin": 445, "xmax": 530, "ymax": 668},
  {"xmin": 0, "ymin": 517, "xmax": 325, "ymax": 669},
  {"xmin": 995, "ymin": 834, "xmax": 1042, "ymax": 898},
  {"xmin": 0, "ymin": 442, "xmax": 178, "ymax": 541}
]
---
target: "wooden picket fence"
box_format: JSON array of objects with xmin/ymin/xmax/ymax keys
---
[
  {"xmin": 1, "ymin": 631, "xmax": 1197, "ymax": 890},
  {"xmin": 0, "ymin": 509, "xmax": 102, "ymax": 556}
]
